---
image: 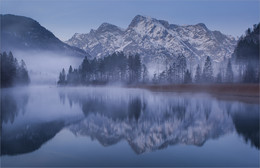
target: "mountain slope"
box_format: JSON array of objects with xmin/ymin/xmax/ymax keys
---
[
  {"xmin": 67, "ymin": 15, "xmax": 237, "ymax": 70},
  {"xmin": 0, "ymin": 14, "xmax": 87, "ymax": 57}
]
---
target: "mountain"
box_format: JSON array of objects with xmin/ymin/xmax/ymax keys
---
[
  {"xmin": 0, "ymin": 14, "xmax": 87, "ymax": 57},
  {"xmin": 66, "ymin": 15, "xmax": 237, "ymax": 70}
]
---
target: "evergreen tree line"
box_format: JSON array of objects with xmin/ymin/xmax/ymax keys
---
[
  {"xmin": 233, "ymin": 23, "xmax": 259, "ymax": 83},
  {"xmin": 0, "ymin": 51, "xmax": 30, "ymax": 87},
  {"xmin": 153, "ymin": 55, "xmax": 235, "ymax": 84},
  {"xmin": 58, "ymin": 52, "xmax": 237, "ymax": 85},
  {"xmin": 58, "ymin": 52, "xmax": 148, "ymax": 85}
]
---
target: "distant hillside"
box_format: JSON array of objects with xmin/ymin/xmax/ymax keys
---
[{"xmin": 0, "ymin": 14, "xmax": 88, "ymax": 58}]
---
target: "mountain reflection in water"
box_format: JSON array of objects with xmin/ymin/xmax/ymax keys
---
[{"xmin": 1, "ymin": 87, "xmax": 259, "ymax": 156}]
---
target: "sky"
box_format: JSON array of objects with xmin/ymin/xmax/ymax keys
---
[{"xmin": 1, "ymin": 0, "xmax": 259, "ymax": 41}]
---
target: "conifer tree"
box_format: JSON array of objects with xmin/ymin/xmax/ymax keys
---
[
  {"xmin": 142, "ymin": 64, "xmax": 148, "ymax": 83},
  {"xmin": 152, "ymin": 73, "xmax": 158, "ymax": 84},
  {"xmin": 216, "ymin": 71, "xmax": 222, "ymax": 83},
  {"xmin": 176, "ymin": 54, "xmax": 187, "ymax": 83},
  {"xmin": 167, "ymin": 65, "xmax": 173, "ymax": 83},
  {"xmin": 225, "ymin": 59, "xmax": 233, "ymax": 83},
  {"xmin": 1, "ymin": 51, "xmax": 30, "ymax": 87},
  {"xmin": 184, "ymin": 70, "xmax": 192, "ymax": 83},
  {"xmin": 134, "ymin": 54, "xmax": 142, "ymax": 83},
  {"xmin": 194, "ymin": 64, "xmax": 201, "ymax": 83},
  {"xmin": 67, "ymin": 65, "xmax": 73, "ymax": 84},
  {"xmin": 58, "ymin": 68, "xmax": 66, "ymax": 85},
  {"xmin": 202, "ymin": 56, "xmax": 213, "ymax": 83},
  {"xmin": 16, "ymin": 59, "xmax": 30, "ymax": 85},
  {"xmin": 244, "ymin": 63, "xmax": 256, "ymax": 83}
]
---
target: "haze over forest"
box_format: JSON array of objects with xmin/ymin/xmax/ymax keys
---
[{"xmin": 0, "ymin": 13, "xmax": 259, "ymax": 86}]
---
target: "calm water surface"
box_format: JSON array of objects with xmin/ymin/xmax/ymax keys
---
[{"xmin": 1, "ymin": 86, "xmax": 259, "ymax": 167}]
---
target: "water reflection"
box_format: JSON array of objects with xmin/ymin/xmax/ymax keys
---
[
  {"xmin": 1, "ymin": 87, "xmax": 82, "ymax": 156},
  {"xmin": 62, "ymin": 88, "xmax": 259, "ymax": 154},
  {"xmin": 1, "ymin": 88, "xmax": 29, "ymax": 125},
  {"xmin": 232, "ymin": 106, "xmax": 259, "ymax": 149},
  {"xmin": 1, "ymin": 87, "xmax": 259, "ymax": 156},
  {"xmin": 2, "ymin": 120, "xmax": 65, "ymax": 155}
]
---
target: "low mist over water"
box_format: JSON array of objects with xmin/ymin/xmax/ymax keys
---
[
  {"xmin": 1, "ymin": 86, "xmax": 259, "ymax": 167},
  {"xmin": 12, "ymin": 50, "xmax": 83, "ymax": 85}
]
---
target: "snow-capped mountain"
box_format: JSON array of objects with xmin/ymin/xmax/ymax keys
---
[{"xmin": 66, "ymin": 15, "xmax": 237, "ymax": 70}]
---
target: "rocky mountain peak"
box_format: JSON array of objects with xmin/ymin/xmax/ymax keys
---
[
  {"xmin": 96, "ymin": 22, "xmax": 124, "ymax": 33},
  {"xmin": 128, "ymin": 15, "xmax": 151, "ymax": 28},
  {"xmin": 196, "ymin": 23, "xmax": 208, "ymax": 30},
  {"xmin": 158, "ymin": 20, "xmax": 170, "ymax": 28}
]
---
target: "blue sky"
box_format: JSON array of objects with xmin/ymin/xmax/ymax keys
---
[{"xmin": 1, "ymin": 0, "xmax": 259, "ymax": 41}]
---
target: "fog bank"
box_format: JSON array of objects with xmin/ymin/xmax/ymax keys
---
[{"xmin": 12, "ymin": 50, "xmax": 83, "ymax": 85}]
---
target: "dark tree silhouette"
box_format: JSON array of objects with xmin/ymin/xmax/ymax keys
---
[
  {"xmin": 176, "ymin": 54, "xmax": 187, "ymax": 83},
  {"xmin": 194, "ymin": 64, "xmax": 201, "ymax": 83},
  {"xmin": 57, "ymin": 52, "xmax": 144, "ymax": 85},
  {"xmin": 216, "ymin": 70, "xmax": 222, "ymax": 83},
  {"xmin": 225, "ymin": 59, "xmax": 234, "ymax": 83},
  {"xmin": 202, "ymin": 56, "xmax": 213, "ymax": 83},
  {"xmin": 184, "ymin": 70, "xmax": 192, "ymax": 83},
  {"xmin": 233, "ymin": 23, "xmax": 259, "ymax": 83},
  {"xmin": 57, "ymin": 68, "xmax": 66, "ymax": 85},
  {"xmin": 1, "ymin": 51, "xmax": 30, "ymax": 87}
]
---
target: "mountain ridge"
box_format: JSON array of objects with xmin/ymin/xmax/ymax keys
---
[{"xmin": 66, "ymin": 15, "xmax": 237, "ymax": 71}]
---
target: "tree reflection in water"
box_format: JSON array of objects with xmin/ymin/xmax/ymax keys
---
[
  {"xmin": 1, "ymin": 88, "xmax": 29, "ymax": 125},
  {"xmin": 1, "ymin": 87, "xmax": 259, "ymax": 156},
  {"xmin": 232, "ymin": 105, "xmax": 259, "ymax": 149},
  {"xmin": 60, "ymin": 88, "xmax": 259, "ymax": 153}
]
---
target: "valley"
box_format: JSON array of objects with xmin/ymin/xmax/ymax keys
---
[{"xmin": 0, "ymin": 1, "xmax": 259, "ymax": 167}]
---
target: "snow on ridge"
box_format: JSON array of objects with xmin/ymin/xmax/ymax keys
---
[{"xmin": 66, "ymin": 15, "xmax": 237, "ymax": 70}]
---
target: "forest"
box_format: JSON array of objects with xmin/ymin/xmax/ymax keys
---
[
  {"xmin": 58, "ymin": 54, "xmax": 234, "ymax": 85},
  {"xmin": 0, "ymin": 51, "xmax": 30, "ymax": 87},
  {"xmin": 58, "ymin": 52, "xmax": 146, "ymax": 85},
  {"xmin": 233, "ymin": 23, "xmax": 259, "ymax": 83}
]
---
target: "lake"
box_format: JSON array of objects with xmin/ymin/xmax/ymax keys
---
[{"xmin": 1, "ymin": 86, "xmax": 259, "ymax": 167}]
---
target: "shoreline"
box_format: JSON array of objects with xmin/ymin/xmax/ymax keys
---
[{"xmin": 129, "ymin": 84, "xmax": 260, "ymax": 104}]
